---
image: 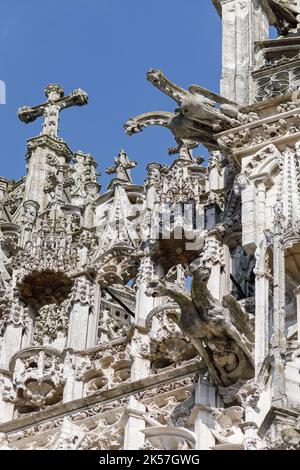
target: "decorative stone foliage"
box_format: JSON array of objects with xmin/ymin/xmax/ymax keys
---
[{"xmin": 1, "ymin": 1, "xmax": 300, "ymax": 450}]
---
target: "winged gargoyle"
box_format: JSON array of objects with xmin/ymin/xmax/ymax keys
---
[
  {"xmin": 124, "ymin": 69, "xmax": 244, "ymax": 150},
  {"xmin": 146, "ymin": 261, "xmax": 254, "ymax": 387}
]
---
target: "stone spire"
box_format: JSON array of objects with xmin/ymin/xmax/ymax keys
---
[
  {"xmin": 17, "ymin": 85, "xmax": 89, "ymax": 216},
  {"xmin": 105, "ymin": 149, "xmax": 137, "ymax": 188},
  {"xmin": 2, "ymin": 2, "xmax": 300, "ymax": 453},
  {"xmin": 18, "ymin": 84, "xmax": 88, "ymax": 138}
]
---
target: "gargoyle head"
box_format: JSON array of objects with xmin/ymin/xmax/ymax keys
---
[
  {"xmin": 124, "ymin": 119, "xmax": 143, "ymax": 136},
  {"xmin": 145, "ymin": 279, "xmax": 165, "ymax": 298},
  {"xmin": 147, "ymin": 68, "xmax": 163, "ymax": 86},
  {"xmin": 189, "ymin": 261, "xmax": 211, "ymax": 281}
]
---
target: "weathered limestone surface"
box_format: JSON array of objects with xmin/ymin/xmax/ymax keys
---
[{"xmin": 0, "ymin": 0, "xmax": 300, "ymax": 450}]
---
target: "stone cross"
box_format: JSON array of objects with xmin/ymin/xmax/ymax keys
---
[
  {"xmin": 106, "ymin": 149, "xmax": 137, "ymax": 184},
  {"xmin": 18, "ymin": 84, "xmax": 88, "ymax": 138},
  {"xmin": 168, "ymin": 139, "xmax": 200, "ymax": 161}
]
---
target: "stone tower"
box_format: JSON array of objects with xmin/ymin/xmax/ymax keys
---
[{"xmin": 1, "ymin": 0, "xmax": 300, "ymax": 450}]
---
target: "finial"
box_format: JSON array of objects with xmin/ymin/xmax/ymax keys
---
[
  {"xmin": 106, "ymin": 150, "xmax": 137, "ymax": 187},
  {"xmin": 168, "ymin": 139, "xmax": 199, "ymax": 161},
  {"xmin": 18, "ymin": 85, "xmax": 88, "ymax": 139},
  {"xmin": 44, "ymin": 84, "xmax": 64, "ymax": 100}
]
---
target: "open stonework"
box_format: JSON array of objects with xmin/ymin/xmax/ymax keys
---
[{"xmin": 1, "ymin": 0, "xmax": 300, "ymax": 451}]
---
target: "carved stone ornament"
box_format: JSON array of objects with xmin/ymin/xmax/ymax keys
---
[{"xmin": 2, "ymin": 4, "xmax": 300, "ymax": 451}]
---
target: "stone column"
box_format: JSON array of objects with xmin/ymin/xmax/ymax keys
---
[
  {"xmin": 145, "ymin": 163, "xmax": 161, "ymax": 210},
  {"xmin": 123, "ymin": 397, "xmax": 146, "ymax": 450},
  {"xmin": 130, "ymin": 327, "xmax": 151, "ymax": 382},
  {"xmin": 62, "ymin": 352, "xmax": 83, "ymax": 403},
  {"xmin": 131, "ymin": 161, "xmax": 164, "ymax": 381},
  {"xmin": 0, "ymin": 325, "xmax": 23, "ymax": 370},
  {"xmin": 219, "ymin": 0, "xmax": 269, "ymax": 105},
  {"xmin": 208, "ymin": 151, "xmax": 225, "ymax": 193},
  {"xmin": 255, "ymin": 178, "xmax": 267, "ymax": 242},
  {"xmin": 67, "ymin": 276, "xmax": 95, "ymax": 350},
  {"xmin": 20, "ymin": 200, "xmax": 39, "ymax": 246},
  {"xmin": 205, "ymin": 236, "xmax": 225, "ymax": 301},
  {"xmin": 254, "ymin": 271, "xmax": 270, "ymax": 374},
  {"xmin": 240, "ymin": 174, "xmax": 273, "ymax": 256},
  {"xmin": 193, "ymin": 374, "xmax": 222, "ymax": 450},
  {"xmin": 0, "ymin": 373, "xmax": 14, "ymax": 423},
  {"xmin": 0, "ymin": 317, "xmax": 28, "ymax": 421},
  {"xmin": 271, "ymin": 207, "xmax": 286, "ymax": 406},
  {"xmin": 0, "ymin": 178, "xmax": 8, "ymax": 222},
  {"xmin": 86, "ymin": 282, "xmax": 101, "ymax": 348},
  {"xmin": 295, "ymin": 286, "xmax": 300, "ymax": 346},
  {"xmin": 256, "ymin": 175, "xmax": 274, "ymax": 241},
  {"xmin": 24, "ymin": 146, "xmax": 48, "ymax": 211},
  {"xmin": 64, "ymin": 277, "xmax": 97, "ymax": 402},
  {"xmin": 134, "ymin": 255, "xmax": 156, "ymax": 326},
  {"xmin": 84, "ymin": 182, "xmax": 100, "ymax": 228},
  {"xmin": 221, "ymin": 243, "xmax": 231, "ymax": 299},
  {"xmin": 20, "ymin": 306, "xmax": 35, "ymax": 349},
  {"xmin": 130, "ymin": 255, "xmax": 155, "ymax": 380},
  {"xmin": 272, "ymin": 219, "xmax": 286, "ymax": 349},
  {"xmin": 131, "ymin": 253, "xmax": 163, "ymax": 380},
  {"xmin": 194, "ymin": 416, "xmax": 215, "ymax": 451},
  {"xmin": 240, "ymin": 181, "xmax": 257, "ymax": 255},
  {"xmin": 0, "ymin": 296, "xmax": 27, "ymax": 370}
]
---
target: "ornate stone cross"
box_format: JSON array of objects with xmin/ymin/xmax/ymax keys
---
[
  {"xmin": 106, "ymin": 149, "xmax": 137, "ymax": 184},
  {"xmin": 18, "ymin": 84, "xmax": 88, "ymax": 138},
  {"xmin": 168, "ymin": 138, "xmax": 201, "ymax": 161}
]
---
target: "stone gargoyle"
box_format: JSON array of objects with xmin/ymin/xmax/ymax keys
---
[
  {"xmin": 146, "ymin": 261, "xmax": 254, "ymax": 387},
  {"xmin": 124, "ymin": 69, "xmax": 244, "ymax": 150},
  {"xmin": 266, "ymin": 1, "xmax": 300, "ymax": 36}
]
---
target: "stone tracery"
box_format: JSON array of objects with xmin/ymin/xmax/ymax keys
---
[{"xmin": 1, "ymin": 1, "xmax": 300, "ymax": 451}]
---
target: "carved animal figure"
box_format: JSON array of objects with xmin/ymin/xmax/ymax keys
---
[
  {"xmin": 124, "ymin": 69, "xmax": 243, "ymax": 150},
  {"xmin": 146, "ymin": 262, "xmax": 254, "ymax": 386}
]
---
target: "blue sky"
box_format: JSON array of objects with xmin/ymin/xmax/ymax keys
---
[{"xmin": 0, "ymin": 0, "xmax": 221, "ymax": 187}]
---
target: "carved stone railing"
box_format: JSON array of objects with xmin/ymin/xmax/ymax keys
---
[
  {"xmin": 74, "ymin": 342, "xmax": 133, "ymax": 395},
  {"xmin": 145, "ymin": 303, "xmax": 198, "ymax": 370},
  {"xmin": 254, "ymin": 64, "xmax": 300, "ymax": 102},
  {"xmin": 5, "ymin": 347, "xmax": 65, "ymax": 411}
]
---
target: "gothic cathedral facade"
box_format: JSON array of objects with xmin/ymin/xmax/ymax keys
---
[{"xmin": 0, "ymin": 0, "xmax": 300, "ymax": 450}]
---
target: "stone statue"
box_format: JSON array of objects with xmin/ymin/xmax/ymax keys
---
[
  {"xmin": 146, "ymin": 262, "xmax": 254, "ymax": 386},
  {"xmin": 0, "ymin": 0, "xmax": 300, "ymax": 452}
]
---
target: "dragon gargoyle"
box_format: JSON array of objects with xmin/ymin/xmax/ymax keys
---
[
  {"xmin": 124, "ymin": 69, "xmax": 244, "ymax": 150},
  {"xmin": 146, "ymin": 262, "xmax": 254, "ymax": 387}
]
